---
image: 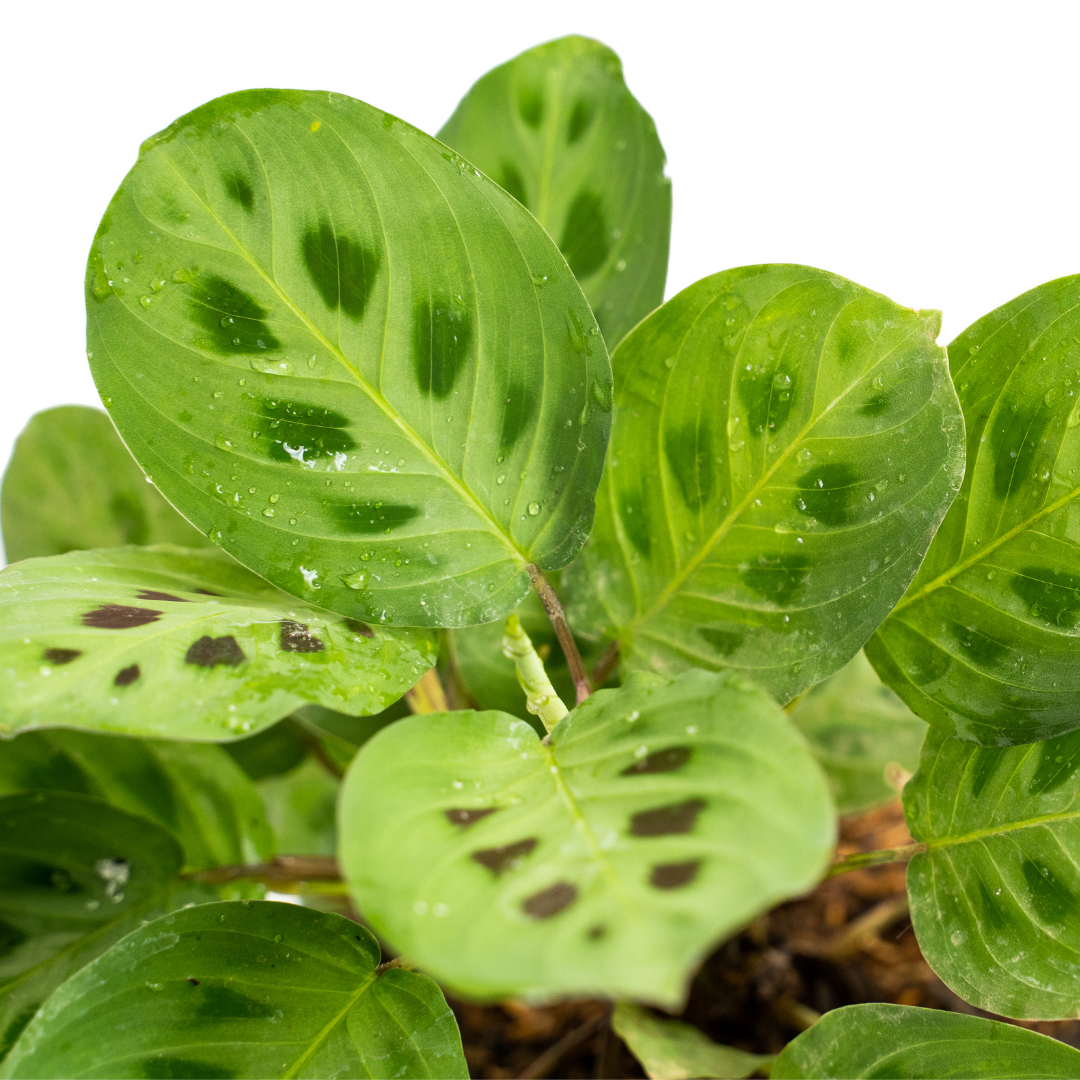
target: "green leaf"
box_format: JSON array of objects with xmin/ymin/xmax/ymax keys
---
[
  {"xmin": 339, "ymin": 668, "xmax": 835, "ymax": 1005},
  {"xmin": 868, "ymin": 275, "xmax": 1080, "ymax": 745},
  {"xmin": 564, "ymin": 265, "xmax": 964, "ymax": 704},
  {"xmin": 789, "ymin": 650, "xmax": 926, "ymax": 813},
  {"xmin": 87, "ymin": 88, "xmax": 612, "ymax": 628},
  {"xmin": 1, "ymin": 406, "xmax": 209, "ymax": 564},
  {"xmin": 438, "ymin": 36, "xmax": 671, "ymax": 348},
  {"xmin": 223, "ymin": 718, "xmax": 310, "ymax": 780},
  {"xmin": 0, "ymin": 900, "xmax": 468, "ymax": 1079},
  {"xmin": 257, "ymin": 758, "xmax": 340, "ymax": 856},
  {"xmin": 0, "ymin": 545, "xmax": 435, "ymax": 740},
  {"xmin": 903, "ymin": 727, "xmax": 1080, "ymax": 1019},
  {"xmin": 612, "ymin": 1002, "xmax": 771, "ymax": 1079},
  {"xmin": 0, "ymin": 730, "xmax": 272, "ymax": 869},
  {"xmin": 0, "ymin": 790, "xmax": 202, "ymax": 1058},
  {"xmin": 770, "ymin": 1003, "xmax": 1080, "ymax": 1078}
]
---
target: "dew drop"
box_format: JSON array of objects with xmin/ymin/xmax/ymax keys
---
[{"xmin": 528, "ymin": 501, "xmax": 541, "ymax": 516}]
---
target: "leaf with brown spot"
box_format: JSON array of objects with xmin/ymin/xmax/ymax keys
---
[
  {"xmin": 472, "ymin": 838, "xmax": 537, "ymax": 875},
  {"xmin": 82, "ymin": 604, "xmax": 162, "ymax": 629}
]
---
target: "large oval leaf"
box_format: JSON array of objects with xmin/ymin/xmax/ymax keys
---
[
  {"xmin": 868, "ymin": 275, "xmax": 1080, "ymax": 745},
  {"xmin": 564, "ymin": 266, "xmax": 964, "ymax": 703},
  {"xmin": 904, "ymin": 727, "xmax": 1080, "ymax": 1019},
  {"xmin": 339, "ymin": 669, "xmax": 835, "ymax": 1005},
  {"xmin": 0, "ymin": 730, "xmax": 272, "ymax": 869},
  {"xmin": 1, "ymin": 406, "xmax": 208, "ymax": 564},
  {"xmin": 87, "ymin": 88, "xmax": 612, "ymax": 628},
  {"xmin": 1, "ymin": 901, "xmax": 468, "ymax": 1079},
  {"xmin": 771, "ymin": 1003, "xmax": 1080, "ymax": 1078},
  {"xmin": 439, "ymin": 35, "xmax": 671, "ymax": 348},
  {"xmin": 0, "ymin": 546, "xmax": 435, "ymax": 740}
]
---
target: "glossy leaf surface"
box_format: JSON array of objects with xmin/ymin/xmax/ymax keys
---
[
  {"xmin": 771, "ymin": 1003, "xmax": 1080, "ymax": 1078},
  {"xmin": 0, "ymin": 730, "xmax": 272, "ymax": 869},
  {"xmin": 439, "ymin": 36, "xmax": 671, "ymax": 348},
  {"xmin": 612, "ymin": 1003, "xmax": 771, "ymax": 1079},
  {"xmin": 1, "ymin": 406, "xmax": 208, "ymax": 564},
  {"xmin": 87, "ymin": 88, "xmax": 612, "ymax": 628},
  {"xmin": 565, "ymin": 265, "xmax": 964, "ymax": 704},
  {"xmin": 0, "ymin": 791, "xmax": 201, "ymax": 1058},
  {"xmin": 340, "ymin": 669, "xmax": 835, "ymax": 1005},
  {"xmin": 1, "ymin": 901, "xmax": 468, "ymax": 1079},
  {"xmin": 0, "ymin": 546, "xmax": 435, "ymax": 740},
  {"xmin": 904, "ymin": 727, "xmax": 1080, "ymax": 1019},
  {"xmin": 789, "ymin": 650, "xmax": 926, "ymax": 813},
  {"xmin": 869, "ymin": 275, "xmax": 1080, "ymax": 745}
]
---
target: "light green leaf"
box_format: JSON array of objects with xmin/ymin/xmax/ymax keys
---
[
  {"xmin": 771, "ymin": 1003, "xmax": 1080, "ymax": 1078},
  {"xmin": 87, "ymin": 88, "xmax": 612, "ymax": 628},
  {"xmin": 904, "ymin": 727, "xmax": 1080, "ymax": 1019},
  {"xmin": 1, "ymin": 900, "xmax": 468, "ymax": 1079},
  {"xmin": 339, "ymin": 669, "xmax": 835, "ymax": 1005},
  {"xmin": 868, "ymin": 275, "xmax": 1080, "ymax": 745},
  {"xmin": 789, "ymin": 650, "xmax": 926, "ymax": 813},
  {"xmin": 1, "ymin": 406, "xmax": 208, "ymax": 564},
  {"xmin": 0, "ymin": 545, "xmax": 435, "ymax": 740},
  {"xmin": 564, "ymin": 265, "xmax": 964, "ymax": 704},
  {"xmin": 0, "ymin": 790, "xmax": 209, "ymax": 1059},
  {"xmin": 0, "ymin": 730, "xmax": 272, "ymax": 869},
  {"xmin": 257, "ymin": 758, "xmax": 340, "ymax": 857},
  {"xmin": 612, "ymin": 1002, "xmax": 771, "ymax": 1079},
  {"xmin": 439, "ymin": 35, "xmax": 671, "ymax": 348}
]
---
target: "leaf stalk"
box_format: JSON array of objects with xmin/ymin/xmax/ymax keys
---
[
  {"xmin": 502, "ymin": 614, "xmax": 570, "ymax": 732},
  {"xmin": 826, "ymin": 843, "xmax": 925, "ymax": 877},
  {"xmin": 526, "ymin": 564, "xmax": 590, "ymax": 703}
]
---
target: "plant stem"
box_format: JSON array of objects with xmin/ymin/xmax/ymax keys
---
[
  {"xmin": 185, "ymin": 854, "xmax": 341, "ymax": 886},
  {"xmin": 589, "ymin": 640, "xmax": 620, "ymax": 688},
  {"xmin": 526, "ymin": 564, "xmax": 590, "ymax": 704},
  {"xmin": 405, "ymin": 667, "xmax": 449, "ymax": 714},
  {"xmin": 502, "ymin": 615, "xmax": 569, "ymax": 732},
  {"xmin": 826, "ymin": 843, "xmax": 925, "ymax": 877}
]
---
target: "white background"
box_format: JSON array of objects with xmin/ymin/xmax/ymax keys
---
[{"xmin": 2, "ymin": 0, "xmax": 1077, "ymax": 479}]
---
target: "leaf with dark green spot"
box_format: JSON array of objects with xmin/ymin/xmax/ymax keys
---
[
  {"xmin": 903, "ymin": 726, "xmax": 1080, "ymax": 1019},
  {"xmin": 0, "ymin": 730, "xmax": 272, "ymax": 870},
  {"xmin": 612, "ymin": 1003, "xmax": 772, "ymax": 1079},
  {"xmin": 439, "ymin": 36, "xmax": 671, "ymax": 349},
  {"xmin": 87, "ymin": 88, "xmax": 611, "ymax": 628},
  {"xmin": 0, "ymin": 901, "xmax": 468, "ymax": 1079},
  {"xmin": 1, "ymin": 407, "xmax": 209, "ymax": 564},
  {"xmin": 868, "ymin": 275, "xmax": 1080, "ymax": 745},
  {"xmin": 789, "ymin": 650, "xmax": 926, "ymax": 813},
  {"xmin": 339, "ymin": 669, "xmax": 834, "ymax": 1004},
  {"xmin": 564, "ymin": 265, "xmax": 965, "ymax": 705},
  {"xmin": 771, "ymin": 1003, "xmax": 1080, "ymax": 1078},
  {"xmin": 0, "ymin": 546, "xmax": 435, "ymax": 741},
  {"xmin": 0, "ymin": 791, "xmax": 215, "ymax": 1060}
]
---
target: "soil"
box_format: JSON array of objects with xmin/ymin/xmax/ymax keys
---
[{"xmin": 447, "ymin": 799, "xmax": 1080, "ymax": 1079}]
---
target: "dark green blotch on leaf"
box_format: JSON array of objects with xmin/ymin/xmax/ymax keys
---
[
  {"xmin": 698, "ymin": 628, "xmax": 743, "ymax": 656},
  {"xmin": 334, "ymin": 501, "xmax": 421, "ymax": 534},
  {"xmin": 1012, "ymin": 566, "xmax": 1080, "ymax": 629},
  {"xmin": 192, "ymin": 982, "xmax": 276, "ymax": 1019},
  {"xmin": 663, "ymin": 422, "xmax": 715, "ymax": 510},
  {"xmin": 223, "ymin": 173, "xmax": 255, "ymax": 211},
  {"xmin": 742, "ymin": 553, "xmax": 809, "ymax": 606},
  {"xmin": 499, "ymin": 162, "xmax": 528, "ymax": 207},
  {"xmin": 413, "ymin": 296, "xmax": 472, "ymax": 399},
  {"xmin": 302, "ymin": 222, "xmax": 380, "ymax": 320},
  {"xmin": 140, "ymin": 1056, "xmax": 236, "ymax": 1080},
  {"xmin": 1021, "ymin": 857, "xmax": 1076, "ymax": 926},
  {"xmin": 499, "ymin": 379, "xmax": 535, "ymax": 451},
  {"xmin": 187, "ymin": 276, "xmax": 280, "ymax": 355},
  {"xmin": 619, "ymin": 489, "xmax": 651, "ymax": 557},
  {"xmin": 1029, "ymin": 732, "xmax": 1080, "ymax": 796},
  {"xmin": 567, "ymin": 99, "xmax": 594, "ymax": 144},
  {"xmin": 794, "ymin": 462, "xmax": 862, "ymax": 527},
  {"xmin": 518, "ymin": 86, "xmax": 544, "ymax": 129},
  {"xmin": 560, "ymin": 190, "xmax": 609, "ymax": 279},
  {"xmin": 256, "ymin": 399, "xmax": 354, "ymax": 466}
]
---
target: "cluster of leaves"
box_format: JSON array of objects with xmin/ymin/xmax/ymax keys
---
[{"xmin": 0, "ymin": 32, "xmax": 1077, "ymax": 1080}]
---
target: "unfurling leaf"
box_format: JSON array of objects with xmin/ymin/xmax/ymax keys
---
[
  {"xmin": 904, "ymin": 727, "xmax": 1080, "ymax": 1019},
  {"xmin": 1, "ymin": 406, "xmax": 209, "ymax": 563},
  {"xmin": 339, "ymin": 669, "xmax": 834, "ymax": 1005},
  {"xmin": 565, "ymin": 265, "xmax": 964, "ymax": 704},
  {"xmin": 0, "ymin": 546, "xmax": 435, "ymax": 740},
  {"xmin": 771, "ymin": 1003, "xmax": 1080, "ymax": 1078},
  {"xmin": 869, "ymin": 275, "xmax": 1080, "ymax": 745},
  {"xmin": 87, "ymin": 88, "xmax": 612, "ymax": 628},
  {"xmin": 1, "ymin": 901, "xmax": 467, "ymax": 1079},
  {"xmin": 439, "ymin": 36, "xmax": 671, "ymax": 348}
]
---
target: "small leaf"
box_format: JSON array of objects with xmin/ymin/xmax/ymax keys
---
[
  {"xmin": 0, "ymin": 730, "xmax": 272, "ymax": 869},
  {"xmin": 257, "ymin": 758, "xmax": 340, "ymax": 856},
  {"xmin": 0, "ymin": 901, "xmax": 468, "ymax": 1079},
  {"xmin": 1, "ymin": 406, "xmax": 209, "ymax": 564},
  {"xmin": 0, "ymin": 546, "xmax": 436, "ymax": 740},
  {"xmin": 789, "ymin": 650, "xmax": 926, "ymax": 813},
  {"xmin": 612, "ymin": 1002, "xmax": 771, "ymax": 1079},
  {"xmin": 339, "ymin": 669, "xmax": 834, "ymax": 1004},
  {"xmin": 439, "ymin": 36, "xmax": 671, "ymax": 348},
  {"xmin": 564, "ymin": 265, "xmax": 964, "ymax": 704},
  {"xmin": 87, "ymin": 88, "xmax": 612, "ymax": 627},
  {"xmin": 869, "ymin": 274, "xmax": 1080, "ymax": 745},
  {"xmin": 770, "ymin": 1003, "xmax": 1080, "ymax": 1078},
  {"xmin": 904, "ymin": 727, "xmax": 1080, "ymax": 1019}
]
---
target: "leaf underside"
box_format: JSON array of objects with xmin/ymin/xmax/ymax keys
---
[
  {"xmin": 566, "ymin": 264, "xmax": 965, "ymax": 704},
  {"xmin": 87, "ymin": 87, "xmax": 612, "ymax": 627}
]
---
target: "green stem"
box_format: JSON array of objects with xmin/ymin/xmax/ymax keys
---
[
  {"xmin": 826, "ymin": 843, "xmax": 925, "ymax": 877},
  {"xmin": 502, "ymin": 614, "xmax": 570, "ymax": 732}
]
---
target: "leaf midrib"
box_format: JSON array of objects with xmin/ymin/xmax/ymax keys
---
[
  {"xmin": 924, "ymin": 807, "xmax": 1080, "ymax": 850},
  {"xmin": 282, "ymin": 971, "xmax": 377, "ymax": 1079}
]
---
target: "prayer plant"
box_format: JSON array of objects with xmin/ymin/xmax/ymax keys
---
[{"xmin": 0, "ymin": 33, "xmax": 1077, "ymax": 1080}]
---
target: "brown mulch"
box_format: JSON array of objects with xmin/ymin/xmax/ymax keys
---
[{"xmin": 448, "ymin": 800, "xmax": 1080, "ymax": 1079}]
